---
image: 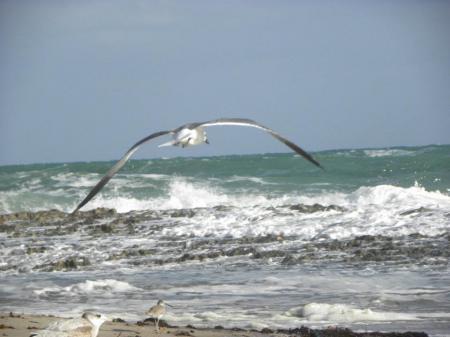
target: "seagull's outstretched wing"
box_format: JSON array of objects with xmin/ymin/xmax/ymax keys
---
[
  {"xmin": 198, "ymin": 118, "xmax": 323, "ymax": 169},
  {"xmin": 72, "ymin": 130, "xmax": 171, "ymax": 214}
]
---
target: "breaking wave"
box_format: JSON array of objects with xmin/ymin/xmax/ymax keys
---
[
  {"xmin": 363, "ymin": 149, "xmax": 414, "ymax": 157},
  {"xmin": 34, "ymin": 279, "xmax": 141, "ymax": 297},
  {"xmin": 285, "ymin": 303, "xmax": 418, "ymax": 322}
]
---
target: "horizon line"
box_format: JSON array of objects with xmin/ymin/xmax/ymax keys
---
[{"xmin": 0, "ymin": 143, "xmax": 447, "ymax": 168}]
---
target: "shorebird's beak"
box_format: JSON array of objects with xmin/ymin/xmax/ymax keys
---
[
  {"xmin": 205, "ymin": 139, "xmax": 210, "ymax": 144},
  {"xmin": 166, "ymin": 303, "xmax": 174, "ymax": 308}
]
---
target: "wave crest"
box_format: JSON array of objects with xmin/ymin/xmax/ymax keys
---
[
  {"xmin": 34, "ymin": 279, "xmax": 140, "ymax": 297},
  {"xmin": 286, "ymin": 303, "xmax": 417, "ymax": 322}
]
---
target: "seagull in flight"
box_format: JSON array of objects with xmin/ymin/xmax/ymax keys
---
[{"xmin": 72, "ymin": 118, "xmax": 322, "ymax": 213}]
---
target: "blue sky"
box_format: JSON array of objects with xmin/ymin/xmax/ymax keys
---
[{"xmin": 1, "ymin": 0, "xmax": 449, "ymax": 165}]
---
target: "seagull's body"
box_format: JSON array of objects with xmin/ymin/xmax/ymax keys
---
[
  {"xmin": 159, "ymin": 125, "xmax": 207, "ymax": 148},
  {"xmin": 30, "ymin": 312, "xmax": 107, "ymax": 337},
  {"xmin": 45, "ymin": 317, "xmax": 88, "ymax": 331},
  {"xmin": 29, "ymin": 330, "xmax": 88, "ymax": 337},
  {"xmin": 146, "ymin": 299, "xmax": 173, "ymax": 332},
  {"xmin": 72, "ymin": 118, "xmax": 322, "ymax": 213}
]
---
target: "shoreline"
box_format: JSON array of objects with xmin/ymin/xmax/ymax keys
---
[{"xmin": 0, "ymin": 312, "xmax": 429, "ymax": 337}]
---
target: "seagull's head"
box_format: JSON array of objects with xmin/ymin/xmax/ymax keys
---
[{"xmin": 82, "ymin": 312, "xmax": 108, "ymax": 327}]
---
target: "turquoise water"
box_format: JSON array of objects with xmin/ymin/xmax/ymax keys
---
[
  {"xmin": 0, "ymin": 145, "xmax": 448, "ymax": 213},
  {"xmin": 0, "ymin": 145, "xmax": 449, "ymax": 335}
]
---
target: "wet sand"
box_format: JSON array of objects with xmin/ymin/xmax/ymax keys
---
[{"xmin": 0, "ymin": 312, "xmax": 429, "ymax": 337}]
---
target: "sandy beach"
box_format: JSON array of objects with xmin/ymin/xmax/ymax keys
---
[
  {"xmin": 1, "ymin": 312, "xmax": 259, "ymax": 337},
  {"xmin": 0, "ymin": 312, "xmax": 430, "ymax": 337},
  {"xmin": 1, "ymin": 312, "xmax": 308, "ymax": 337}
]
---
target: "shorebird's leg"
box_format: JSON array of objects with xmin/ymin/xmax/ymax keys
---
[{"xmin": 155, "ymin": 317, "xmax": 160, "ymax": 333}]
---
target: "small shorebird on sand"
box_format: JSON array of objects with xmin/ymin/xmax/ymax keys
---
[
  {"xmin": 30, "ymin": 312, "xmax": 107, "ymax": 337},
  {"xmin": 72, "ymin": 118, "xmax": 322, "ymax": 213},
  {"xmin": 146, "ymin": 299, "xmax": 173, "ymax": 333}
]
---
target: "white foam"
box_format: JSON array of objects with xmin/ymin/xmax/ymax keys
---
[
  {"xmin": 2, "ymin": 167, "xmax": 450, "ymax": 242},
  {"xmin": 363, "ymin": 149, "xmax": 413, "ymax": 157},
  {"xmin": 147, "ymin": 302, "xmax": 422, "ymax": 329},
  {"xmin": 0, "ymin": 189, "xmax": 68, "ymax": 214},
  {"xmin": 77, "ymin": 178, "xmax": 270, "ymax": 213},
  {"xmin": 2, "ymin": 173, "xmax": 450, "ymax": 241},
  {"xmin": 162, "ymin": 179, "xmax": 230, "ymax": 209},
  {"xmin": 86, "ymin": 181, "xmax": 448, "ymax": 240},
  {"xmin": 133, "ymin": 173, "xmax": 170, "ymax": 180},
  {"xmin": 34, "ymin": 279, "xmax": 141, "ymax": 296},
  {"xmin": 225, "ymin": 175, "xmax": 275, "ymax": 185},
  {"xmin": 288, "ymin": 184, "xmax": 450, "ymax": 239},
  {"xmin": 285, "ymin": 303, "xmax": 418, "ymax": 322},
  {"xmin": 52, "ymin": 173, "xmax": 100, "ymax": 188},
  {"xmin": 149, "ymin": 182, "xmax": 449, "ymax": 239}
]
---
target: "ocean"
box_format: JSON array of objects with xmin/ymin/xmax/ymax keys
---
[{"xmin": 0, "ymin": 145, "xmax": 449, "ymax": 335}]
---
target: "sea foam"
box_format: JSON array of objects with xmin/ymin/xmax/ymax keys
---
[
  {"xmin": 363, "ymin": 149, "xmax": 413, "ymax": 157},
  {"xmin": 154, "ymin": 182, "xmax": 450, "ymax": 240},
  {"xmin": 34, "ymin": 279, "xmax": 141, "ymax": 297},
  {"xmin": 285, "ymin": 303, "xmax": 418, "ymax": 322}
]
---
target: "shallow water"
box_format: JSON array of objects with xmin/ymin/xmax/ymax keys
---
[{"xmin": 0, "ymin": 145, "xmax": 449, "ymax": 335}]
